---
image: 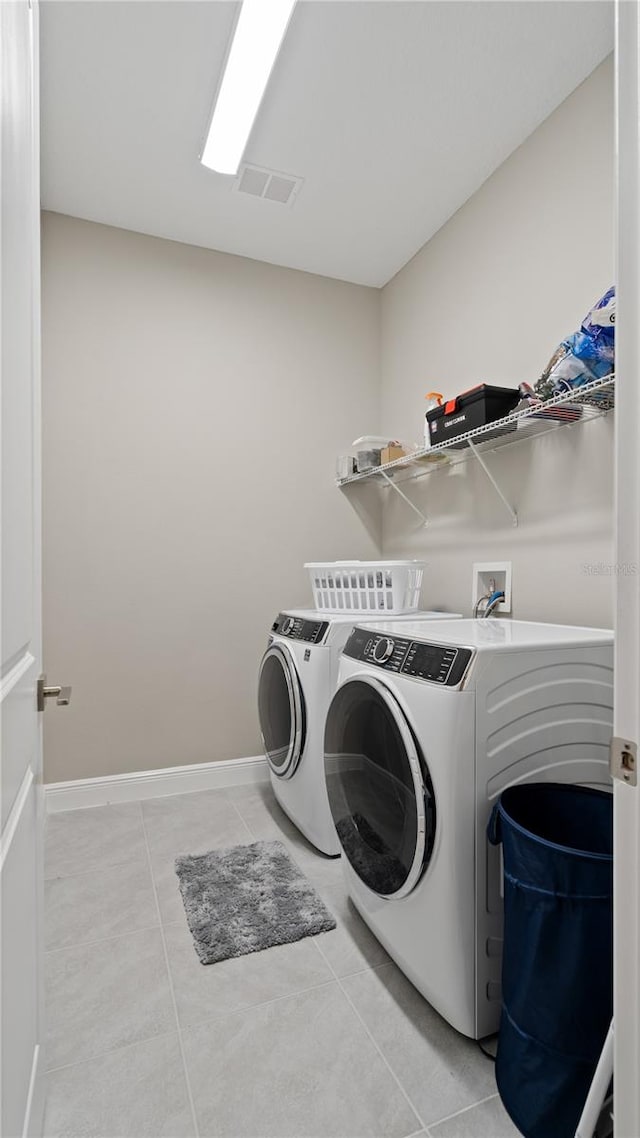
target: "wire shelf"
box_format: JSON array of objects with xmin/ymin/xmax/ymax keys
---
[{"xmin": 336, "ymin": 375, "xmax": 615, "ymax": 489}]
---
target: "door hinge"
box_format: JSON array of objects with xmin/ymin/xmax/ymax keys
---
[{"xmin": 610, "ymin": 736, "xmax": 637, "ymax": 786}]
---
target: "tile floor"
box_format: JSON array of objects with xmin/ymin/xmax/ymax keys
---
[{"xmin": 43, "ymin": 781, "xmax": 521, "ymax": 1137}]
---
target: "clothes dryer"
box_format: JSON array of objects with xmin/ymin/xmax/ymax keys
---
[{"xmin": 324, "ymin": 619, "xmax": 613, "ymax": 1036}]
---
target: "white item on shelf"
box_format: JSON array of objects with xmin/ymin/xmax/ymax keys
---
[
  {"xmin": 305, "ymin": 560, "xmax": 425, "ymax": 614},
  {"xmin": 351, "ymin": 435, "xmax": 391, "ymax": 448},
  {"xmin": 336, "ymin": 455, "xmax": 355, "ymax": 479},
  {"xmin": 423, "ymin": 393, "xmax": 444, "ymax": 448}
]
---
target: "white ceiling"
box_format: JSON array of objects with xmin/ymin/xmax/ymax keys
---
[{"xmin": 40, "ymin": 0, "xmax": 613, "ymax": 288}]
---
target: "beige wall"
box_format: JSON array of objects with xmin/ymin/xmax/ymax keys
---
[
  {"xmin": 380, "ymin": 57, "xmax": 615, "ymax": 626},
  {"xmin": 42, "ymin": 214, "xmax": 381, "ymax": 782}
]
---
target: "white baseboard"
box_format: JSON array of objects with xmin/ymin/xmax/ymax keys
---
[{"xmin": 45, "ymin": 755, "xmax": 269, "ymax": 813}]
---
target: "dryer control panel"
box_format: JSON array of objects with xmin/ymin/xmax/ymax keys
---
[
  {"xmin": 271, "ymin": 613, "xmax": 329, "ymax": 644},
  {"xmin": 344, "ymin": 627, "xmax": 473, "ymax": 687}
]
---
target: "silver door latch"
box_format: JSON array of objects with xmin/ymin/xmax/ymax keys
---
[
  {"xmin": 610, "ymin": 736, "xmax": 637, "ymax": 786},
  {"xmin": 37, "ymin": 675, "xmax": 72, "ymax": 712}
]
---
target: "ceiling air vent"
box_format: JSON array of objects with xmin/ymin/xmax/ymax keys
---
[{"xmin": 235, "ymin": 164, "xmax": 302, "ymax": 208}]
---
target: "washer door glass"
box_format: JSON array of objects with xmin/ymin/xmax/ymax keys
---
[
  {"xmin": 324, "ymin": 677, "xmax": 435, "ymax": 898},
  {"xmin": 258, "ymin": 644, "xmax": 305, "ymax": 778}
]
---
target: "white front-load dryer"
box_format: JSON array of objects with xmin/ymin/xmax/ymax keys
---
[
  {"xmin": 324, "ymin": 618, "xmax": 614, "ymax": 1037},
  {"xmin": 257, "ymin": 610, "xmax": 460, "ymax": 856}
]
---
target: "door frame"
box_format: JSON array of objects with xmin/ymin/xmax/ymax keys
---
[
  {"xmin": 614, "ymin": 2, "xmax": 640, "ymax": 1133},
  {"xmin": 24, "ymin": 0, "xmax": 46, "ymax": 1130},
  {"xmin": 31, "ymin": 1, "xmax": 46, "ymax": 1130},
  {"xmin": 0, "ymin": 0, "xmax": 45, "ymax": 1133}
]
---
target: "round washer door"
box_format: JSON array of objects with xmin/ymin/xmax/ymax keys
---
[
  {"xmin": 324, "ymin": 675, "xmax": 436, "ymax": 898},
  {"xmin": 258, "ymin": 643, "xmax": 305, "ymax": 779}
]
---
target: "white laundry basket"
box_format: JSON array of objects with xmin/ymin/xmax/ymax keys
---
[{"xmin": 305, "ymin": 561, "xmax": 425, "ymax": 614}]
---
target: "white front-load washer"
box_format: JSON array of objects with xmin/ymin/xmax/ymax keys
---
[
  {"xmin": 257, "ymin": 610, "xmax": 460, "ymax": 856},
  {"xmin": 324, "ymin": 618, "xmax": 613, "ymax": 1037}
]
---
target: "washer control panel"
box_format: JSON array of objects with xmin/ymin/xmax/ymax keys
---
[
  {"xmin": 402, "ymin": 641, "xmax": 470, "ymax": 686},
  {"xmin": 344, "ymin": 627, "xmax": 473, "ymax": 687},
  {"xmin": 355, "ymin": 633, "xmax": 409, "ymax": 673},
  {"xmin": 271, "ymin": 613, "xmax": 329, "ymax": 645}
]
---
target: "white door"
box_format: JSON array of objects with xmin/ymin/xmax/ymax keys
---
[
  {"xmin": 1, "ymin": 1, "xmax": 46, "ymax": 1134},
  {"xmin": 614, "ymin": 2, "xmax": 640, "ymax": 1133}
]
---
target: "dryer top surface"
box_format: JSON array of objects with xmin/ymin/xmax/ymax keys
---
[{"xmin": 352, "ymin": 618, "xmax": 614, "ymax": 653}]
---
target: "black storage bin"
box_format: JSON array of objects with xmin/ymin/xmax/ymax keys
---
[
  {"xmin": 427, "ymin": 383, "xmax": 519, "ymax": 446},
  {"xmin": 488, "ymin": 783, "xmax": 613, "ymax": 1138}
]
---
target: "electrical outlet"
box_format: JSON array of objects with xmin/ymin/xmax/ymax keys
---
[{"xmin": 472, "ymin": 562, "xmax": 512, "ymax": 615}]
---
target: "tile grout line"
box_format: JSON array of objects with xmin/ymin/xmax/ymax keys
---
[
  {"xmin": 44, "ymin": 856, "xmax": 149, "ymax": 883},
  {"xmin": 426, "ymin": 1091, "xmax": 501, "ymax": 1131},
  {"xmin": 139, "ymin": 803, "xmax": 201, "ymax": 1138},
  {"xmin": 314, "ymin": 936, "xmax": 427, "ymax": 1137},
  {"xmin": 45, "ymin": 1025, "xmax": 181, "ymax": 1076},
  {"xmin": 45, "ymin": 921, "xmax": 162, "ymax": 955},
  {"xmin": 176, "ymin": 977, "xmax": 339, "ymax": 1034},
  {"xmin": 308, "ymin": 949, "xmax": 395, "ymax": 982},
  {"xmin": 226, "ymin": 796, "xmax": 260, "ymax": 842}
]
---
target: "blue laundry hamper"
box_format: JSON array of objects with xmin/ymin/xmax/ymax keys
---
[{"xmin": 488, "ymin": 783, "xmax": 613, "ymax": 1138}]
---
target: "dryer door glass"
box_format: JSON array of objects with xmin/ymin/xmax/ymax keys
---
[
  {"xmin": 258, "ymin": 644, "xmax": 305, "ymax": 778},
  {"xmin": 324, "ymin": 677, "xmax": 435, "ymax": 898}
]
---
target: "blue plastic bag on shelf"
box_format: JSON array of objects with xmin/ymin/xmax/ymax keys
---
[
  {"xmin": 536, "ymin": 287, "xmax": 615, "ymax": 399},
  {"xmin": 582, "ymin": 285, "xmax": 615, "ymax": 358}
]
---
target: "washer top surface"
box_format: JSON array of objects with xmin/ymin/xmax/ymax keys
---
[
  {"xmin": 282, "ymin": 609, "xmax": 456, "ymax": 625},
  {"xmin": 352, "ymin": 617, "xmax": 613, "ymax": 651}
]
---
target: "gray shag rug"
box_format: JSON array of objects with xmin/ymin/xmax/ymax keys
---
[{"xmin": 175, "ymin": 839, "xmax": 336, "ymax": 964}]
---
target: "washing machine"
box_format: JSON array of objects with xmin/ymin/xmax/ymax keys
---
[
  {"xmin": 257, "ymin": 610, "xmax": 460, "ymax": 856},
  {"xmin": 324, "ymin": 618, "xmax": 613, "ymax": 1037}
]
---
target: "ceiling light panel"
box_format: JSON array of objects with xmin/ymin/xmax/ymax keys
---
[{"xmin": 201, "ymin": 0, "xmax": 297, "ymax": 176}]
